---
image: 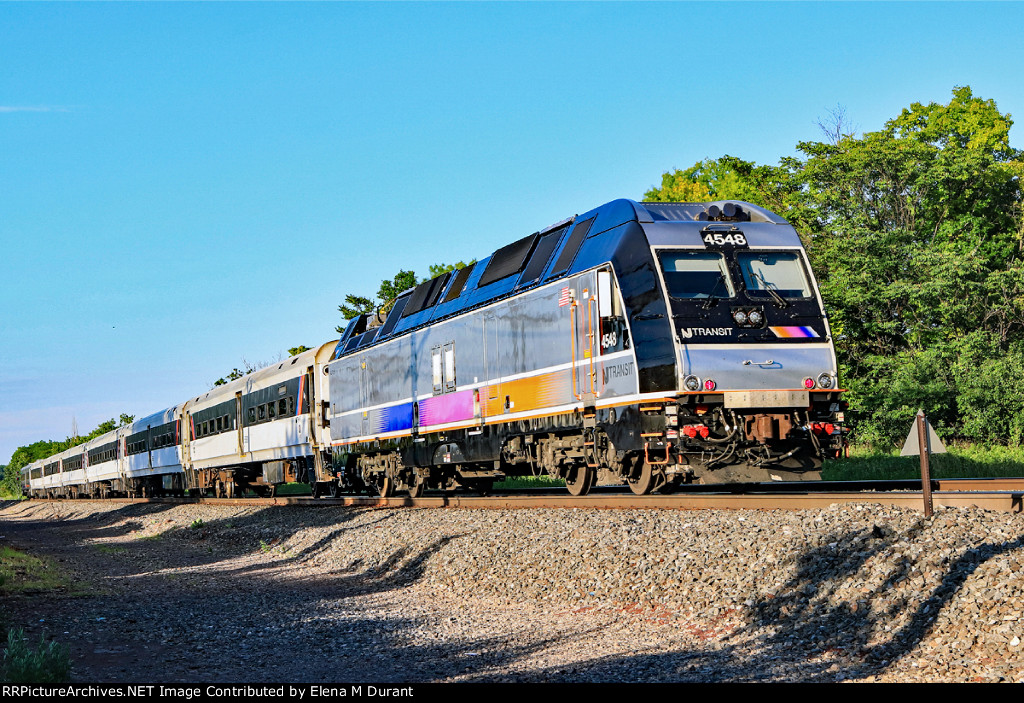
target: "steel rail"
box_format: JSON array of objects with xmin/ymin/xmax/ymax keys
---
[{"xmin": 38, "ymin": 485, "xmax": 1024, "ymax": 513}]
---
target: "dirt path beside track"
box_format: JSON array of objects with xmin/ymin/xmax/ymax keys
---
[{"xmin": 1, "ymin": 499, "xmax": 1022, "ymax": 683}]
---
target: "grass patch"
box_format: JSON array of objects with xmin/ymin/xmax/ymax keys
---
[
  {"xmin": 190, "ymin": 519, "xmax": 205, "ymax": 530},
  {"xmin": 91, "ymin": 544, "xmax": 126, "ymax": 556},
  {"xmin": 823, "ymin": 443, "xmax": 1024, "ymax": 481},
  {"xmin": 495, "ymin": 474, "xmax": 565, "ymax": 490},
  {"xmin": 2, "ymin": 628, "xmax": 70, "ymax": 683},
  {"xmin": 275, "ymin": 482, "xmax": 312, "ymax": 496},
  {"xmin": 0, "ymin": 547, "xmax": 71, "ymax": 595},
  {"xmin": 136, "ymin": 533, "xmax": 162, "ymax": 541}
]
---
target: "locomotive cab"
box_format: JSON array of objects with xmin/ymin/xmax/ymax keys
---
[{"xmin": 640, "ymin": 203, "xmax": 846, "ymax": 483}]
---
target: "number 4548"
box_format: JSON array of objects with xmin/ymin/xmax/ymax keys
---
[{"xmin": 702, "ymin": 232, "xmax": 747, "ymax": 246}]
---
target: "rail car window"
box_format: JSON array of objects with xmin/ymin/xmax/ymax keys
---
[
  {"xmin": 248, "ymin": 408, "xmax": 256, "ymax": 424},
  {"xmin": 89, "ymin": 443, "xmax": 117, "ymax": 464},
  {"xmin": 658, "ymin": 252, "xmax": 735, "ymax": 300},
  {"xmin": 431, "ymin": 347, "xmax": 443, "ymax": 395},
  {"xmin": 443, "ymin": 343, "xmax": 456, "ymax": 393},
  {"xmin": 278, "ymin": 399, "xmax": 287, "ymax": 416},
  {"xmin": 737, "ymin": 252, "xmax": 811, "ymax": 299}
]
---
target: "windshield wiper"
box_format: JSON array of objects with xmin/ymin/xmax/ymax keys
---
[
  {"xmin": 700, "ymin": 275, "xmax": 729, "ymax": 310},
  {"xmin": 752, "ymin": 272, "xmax": 790, "ymax": 309}
]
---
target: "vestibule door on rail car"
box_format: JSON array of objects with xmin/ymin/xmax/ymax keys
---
[
  {"xmin": 483, "ymin": 316, "xmax": 503, "ymax": 414},
  {"xmin": 235, "ymin": 391, "xmax": 244, "ymax": 457},
  {"xmin": 570, "ymin": 282, "xmax": 600, "ymax": 402}
]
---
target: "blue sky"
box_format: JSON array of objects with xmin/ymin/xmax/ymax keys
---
[{"xmin": 2, "ymin": 2, "xmax": 1023, "ymax": 464}]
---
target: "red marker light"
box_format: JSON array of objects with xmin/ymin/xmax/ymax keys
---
[
  {"xmin": 803, "ymin": 378, "xmax": 815, "ymax": 389},
  {"xmin": 703, "ymin": 379, "xmax": 716, "ymax": 391}
]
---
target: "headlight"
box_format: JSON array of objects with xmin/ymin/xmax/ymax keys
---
[
  {"xmin": 817, "ymin": 373, "xmax": 835, "ymax": 389},
  {"xmin": 684, "ymin": 375, "xmax": 700, "ymax": 391},
  {"xmin": 732, "ymin": 310, "xmax": 748, "ymax": 325},
  {"xmin": 748, "ymin": 309, "xmax": 764, "ymax": 326}
]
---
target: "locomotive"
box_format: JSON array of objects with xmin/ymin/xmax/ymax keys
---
[
  {"xmin": 23, "ymin": 198, "xmax": 846, "ymax": 500},
  {"xmin": 327, "ymin": 198, "xmax": 846, "ymax": 497}
]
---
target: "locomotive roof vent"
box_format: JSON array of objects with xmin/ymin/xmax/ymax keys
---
[
  {"xmin": 641, "ymin": 201, "xmax": 784, "ymax": 224},
  {"xmin": 697, "ymin": 202, "xmax": 751, "ymax": 222}
]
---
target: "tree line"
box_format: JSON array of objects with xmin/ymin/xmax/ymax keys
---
[{"xmin": 1, "ymin": 415, "xmax": 135, "ymax": 496}]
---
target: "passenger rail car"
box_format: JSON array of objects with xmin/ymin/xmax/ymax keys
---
[
  {"xmin": 327, "ymin": 199, "xmax": 847, "ymax": 497},
  {"xmin": 25, "ymin": 342, "xmax": 337, "ymax": 499}
]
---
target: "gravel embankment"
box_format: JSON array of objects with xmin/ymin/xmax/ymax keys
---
[{"xmin": 1, "ymin": 499, "xmax": 1021, "ymax": 683}]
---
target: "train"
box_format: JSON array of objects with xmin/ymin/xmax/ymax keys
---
[{"xmin": 22, "ymin": 198, "xmax": 847, "ymax": 500}]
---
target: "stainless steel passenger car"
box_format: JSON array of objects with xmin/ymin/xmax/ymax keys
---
[
  {"xmin": 25, "ymin": 342, "xmax": 337, "ymax": 499},
  {"xmin": 121, "ymin": 406, "xmax": 185, "ymax": 497},
  {"xmin": 327, "ymin": 199, "xmax": 847, "ymax": 496},
  {"xmin": 180, "ymin": 340, "xmax": 336, "ymax": 497}
]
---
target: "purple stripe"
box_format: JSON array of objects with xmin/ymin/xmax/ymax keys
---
[{"xmin": 419, "ymin": 391, "xmax": 475, "ymax": 426}]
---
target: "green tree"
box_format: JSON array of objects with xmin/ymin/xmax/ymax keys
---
[
  {"xmin": 336, "ymin": 262, "xmax": 472, "ymax": 333},
  {"xmin": 644, "ymin": 155, "xmax": 808, "ymax": 228},
  {"xmin": 796, "ymin": 87, "xmax": 1024, "ymax": 445},
  {"xmin": 213, "ymin": 346, "xmax": 311, "ymax": 387},
  {"xmin": 2, "ymin": 416, "xmax": 137, "ymax": 496},
  {"xmin": 337, "ymin": 269, "xmax": 417, "ymax": 327}
]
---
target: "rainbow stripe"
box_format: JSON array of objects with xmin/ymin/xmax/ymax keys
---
[{"xmin": 769, "ymin": 326, "xmax": 819, "ymax": 338}]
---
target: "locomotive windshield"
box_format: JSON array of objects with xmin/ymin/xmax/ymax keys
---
[
  {"xmin": 737, "ymin": 252, "xmax": 811, "ymax": 299},
  {"xmin": 659, "ymin": 251, "xmax": 735, "ymax": 300}
]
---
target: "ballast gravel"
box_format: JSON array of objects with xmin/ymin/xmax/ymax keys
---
[{"xmin": 1, "ymin": 499, "xmax": 1022, "ymax": 683}]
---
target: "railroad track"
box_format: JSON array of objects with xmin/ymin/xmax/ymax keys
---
[{"xmin": 27, "ymin": 477, "xmax": 1024, "ymax": 513}]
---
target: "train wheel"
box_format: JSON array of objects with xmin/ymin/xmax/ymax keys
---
[
  {"xmin": 627, "ymin": 461, "xmax": 656, "ymax": 496},
  {"xmin": 565, "ymin": 465, "xmax": 595, "ymax": 497},
  {"xmin": 406, "ymin": 473, "xmax": 425, "ymax": 498},
  {"xmin": 310, "ymin": 482, "xmax": 320, "ymax": 499},
  {"xmin": 327, "ymin": 481, "xmax": 340, "ymax": 498},
  {"xmin": 376, "ymin": 476, "xmax": 395, "ymax": 498}
]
